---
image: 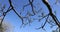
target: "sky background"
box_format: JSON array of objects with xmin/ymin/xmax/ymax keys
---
[{"xmin": 0, "ymin": 0, "xmax": 60, "ymax": 32}]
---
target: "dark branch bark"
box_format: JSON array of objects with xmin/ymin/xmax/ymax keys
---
[
  {"xmin": 0, "ymin": 6, "xmax": 11, "ymax": 25},
  {"xmin": 23, "ymin": 0, "xmax": 36, "ymax": 15},
  {"xmin": 8, "ymin": 0, "xmax": 24, "ymax": 24},
  {"xmin": 42, "ymin": 0, "xmax": 60, "ymax": 27}
]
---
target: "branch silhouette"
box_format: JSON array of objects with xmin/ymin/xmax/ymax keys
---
[
  {"xmin": 42, "ymin": 0, "xmax": 60, "ymax": 27},
  {"xmin": 23, "ymin": 0, "xmax": 36, "ymax": 15},
  {"xmin": 8, "ymin": 0, "xmax": 24, "ymax": 24}
]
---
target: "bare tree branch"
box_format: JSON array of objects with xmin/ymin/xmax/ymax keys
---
[
  {"xmin": 8, "ymin": 0, "xmax": 24, "ymax": 24},
  {"xmin": 23, "ymin": 0, "xmax": 36, "ymax": 15},
  {"xmin": 42, "ymin": 0, "xmax": 60, "ymax": 27}
]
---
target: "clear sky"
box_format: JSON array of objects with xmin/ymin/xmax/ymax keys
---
[{"xmin": 0, "ymin": 0, "xmax": 60, "ymax": 32}]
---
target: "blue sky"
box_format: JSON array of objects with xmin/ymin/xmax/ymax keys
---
[{"xmin": 0, "ymin": 0, "xmax": 60, "ymax": 32}]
